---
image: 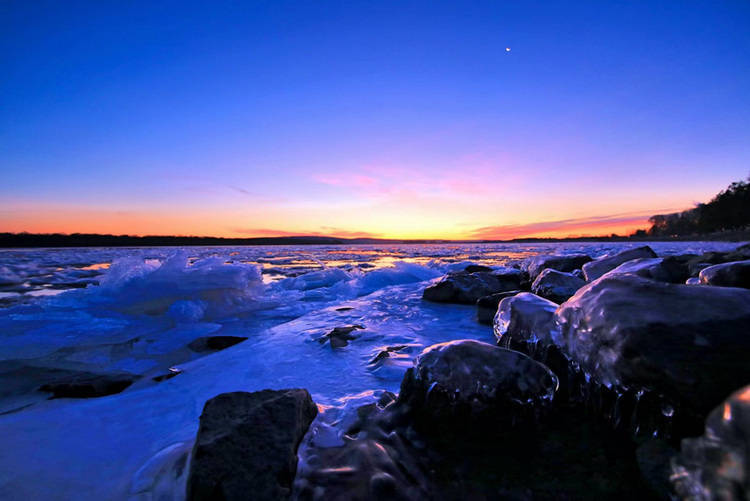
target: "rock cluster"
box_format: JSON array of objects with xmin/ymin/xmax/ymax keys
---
[{"xmin": 184, "ymin": 242, "xmax": 750, "ymax": 500}]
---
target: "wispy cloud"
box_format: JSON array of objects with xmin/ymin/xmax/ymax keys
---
[{"xmin": 467, "ymin": 209, "xmax": 679, "ymax": 239}]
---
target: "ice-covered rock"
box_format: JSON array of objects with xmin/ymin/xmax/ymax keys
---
[
  {"xmin": 671, "ymin": 385, "xmax": 750, "ymax": 500},
  {"xmin": 556, "ymin": 274, "xmax": 750, "ymax": 420},
  {"xmin": 187, "ymin": 389, "xmax": 318, "ymax": 501},
  {"xmin": 604, "ymin": 257, "xmax": 690, "ymax": 283},
  {"xmin": 422, "ymin": 270, "xmax": 521, "ymax": 304},
  {"xmin": 582, "ymin": 246, "xmax": 657, "ymax": 281},
  {"xmin": 493, "ymin": 292, "xmax": 558, "ymax": 349},
  {"xmin": 699, "ymin": 260, "xmax": 750, "ymax": 289},
  {"xmin": 686, "ymin": 277, "xmax": 701, "ymax": 285},
  {"xmin": 397, "ymin": 340, "xmax": 558, "ymax": 435},
  {"xmin": 524, "ymin": 253, "xmax": 592, "ymax": 280},
  {"xmin": 475, "ymin": 290, "xmax": 522, "ymax": 325},
  {"xmin": 531, "ymin": 269, "xmax": 586, "ymax": 303}
]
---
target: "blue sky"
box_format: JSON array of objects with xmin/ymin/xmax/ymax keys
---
[{"xmin": 2, "ymin": 1, "xmax": 749, "ymax": 238}]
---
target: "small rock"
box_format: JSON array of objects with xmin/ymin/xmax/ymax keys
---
[
  {"xmin": 423, "ymin": 270, "xmax": 521, "ymax": 304},
  {"xmin": 525, "ymin": 254, "xmax": 592, "ymax": 280},
  {"xmin": 582, "ymin": 246, "xmax": 657, "ymax": 281},
  {"xmin": 464, "ymin": 264, "xmax": 493, "ymax": 273},
  {"xmin": 531, "ymin": 269, "xmax": 585, "ymax": 303},
  {"xmin": 699, "ymin": 259, "xmax": 750, "ymax": 289},
  {"xmin": 493, "ymin": 292, "xmax": 558, "ymax": 350},
  {"xmin": 475, "ymin": 290, "xmax": 522, "ymax": 325},
  {"xmin": 319, "ymin": 325, "xmax": 365, "ymax": 348},
  {"xmin": 605, "ymin": 256, "xmax": 691, "ymax": 283}
]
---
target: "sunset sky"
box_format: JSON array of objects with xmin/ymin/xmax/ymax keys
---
[{"xmin": 2, "ymin": 1, "xmax": 749, "ymax": 240}]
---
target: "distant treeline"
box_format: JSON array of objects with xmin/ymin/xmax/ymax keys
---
[{"xmin": 644, "ymin": 177, "xmax": 750, "ymax": 237}]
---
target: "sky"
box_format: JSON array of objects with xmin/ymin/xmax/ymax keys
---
[{"xmin": 2, "ymin": 1, "xmax": 749, "ymax": 240}]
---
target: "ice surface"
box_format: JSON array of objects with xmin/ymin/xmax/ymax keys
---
[{"xmin": 0, "ymin": 242, "xmax": 742, "ymax": 500}]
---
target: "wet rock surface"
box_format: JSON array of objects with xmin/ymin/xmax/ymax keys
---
[
  {"xmin": 422, "ymin": 270, "xmax": 522, "ymax": 304},
  {"xmin": 698, "ymin": 259, "xmax": 750, "ymax": 288},
  {"xmin": 582, "ymin": 245, "xmax": 657, "ymax": 281},
  {"xmin": 475, "ymin": 290, "xmax": 522, "ymax": 325},
  {"xmin": 187, "ymin": 335, "xmax": 248, "ymax": 353},
  {"xmin": 493, "ymin": 292, "xmax": 558, "ymax": 349},
  {"xmin": 672, "ymin": 385, "xmax": 750, "ymax": 500},
  {"xmin": 187, "ymin": 389, "xmax": 318, "ymax": 501},
  {"xmin": 531, "ymin": 268, "xmax": 586, "ymax": 303},
  {"xmin": 556, "ymin": 274, "xmax": 750, "ymax": 425},
  {"xmin": 398, "ymin": 340, "xmax": 558, "ymax": 435},
  {"xmin": 525, "ymin": 253, "xmax": 592, "ymax": 280}
]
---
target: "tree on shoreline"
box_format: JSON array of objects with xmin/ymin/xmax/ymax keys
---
[{"xmin": 648, "ymin": 176, "xmax": 750, "ymax": 237}]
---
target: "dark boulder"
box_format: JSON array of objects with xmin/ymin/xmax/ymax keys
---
[
  {"xmin": 187, "ymin": 389, "xmax": 318, "ymax": 501},
  {"xmin": 525, "ymin": 253, "xmax": 592, "ymax": 280},
  {"xmin": 422, "ymin": 270, "xmax": 521, "ymax": 304},
  {"xmin": 531, "ymin": 269, "xmax": 585, "ymax": 303},
  {"xmin": 582, "ymin": 246, "xmax": 657, "ymax": 281},
  {"xmin": 464, "ymin": 264, "xmax": 492, "ymax": 273},
  {"xmin": 475, "ymin": 290, "xmax": 522, "ymax": 325},
  {"xmin": 672, "ymin": 385, "xmax": 750, "ymax": 500},
  {"xmin": 605, "ymin": 257, "xmax": 691, "ymax": 283},
  {"xmin": 493, "ymin": 292, "xmax": 558, "ymax": 350},
  {"xmin": 397, "ymin": 340, "xmax": 558, "ymax": 437},
  {"xmin": 699, "ymin": 259, "xmax": 750, "ymax": 289},
  {"xmin": 556, "ymin": 274, "xmax": 750, "ymax": 423},
  {"xmin": 187, "ymin": 336, "xmax": 248, "ymax": 353}
]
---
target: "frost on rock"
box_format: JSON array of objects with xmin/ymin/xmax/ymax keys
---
[
  {"xmin": 523, "ymin": 253, "xmax": 592, "ymax": 280},
  {"xmin": 555, "ymin": 274, "xmax": 750, "ymax": 423},
  {"xmin": 672, "ymin": 385, "xmax": 750, "ymax": 500},
  {"xmin": 530, "ymin": 268, "xmax": 585, "ymax": 304},
  {"xmin": 398, "ymin": 339, "xmax": 558, "ymax": 436},
  {"xmin": 493, "ymin": 292, "xmax": 559, "ymax": 350},
  {"xmin": 582, "ymin": 245, "xmax": 657, "ymax": 282}
]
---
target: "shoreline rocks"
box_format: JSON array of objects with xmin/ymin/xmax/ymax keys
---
[
  {"xmin": 423, "ymin": 270, "xmax": 522, "ymax": 304},
  {"xmin": 582, "ymin": 245, "xmax": 657, "ymax": 281},
  {"xmin": 699, "ymin": 259, "xmax": 750, "ymax": 288},
  {"xmin": 530, "ymin": 268, "xmax": 585, "ymax": 303},
  {"xmin": 525, "ymin": 253, "xmax": 592, "ymax": 280}
]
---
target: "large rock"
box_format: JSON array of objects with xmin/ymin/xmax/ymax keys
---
[
  {"xmin": 187, "ymin": 389, "xmax": 318, "ymax": 501},
  {"xmin": 531, "ymin": 269, "xmax": 586, "ymax": 303},
  {"xmin": 422, "ymin": 270, "xmax": 521, "ymax": 304},
  {"xmin": 672, "ymin": 385, "xmax": 750, "ymax": 500},
  {"xmin": 582, "ymin": 246, "xmax": 657, "ymax": 281},
  {"xmin": 605, "ymin": 257, "xmax": 691, "ymax": 283},
  {"xmin": 525, "ymin": 253, "xmax": 592, "ymax": 280},
  {"xmin": 397, "ymin": 340, "xmax": 558, "ymax": 436},
  {"xmin": 475, "ymin": 290, "xmax": 521, "ymax": 325},
  {"xmin": 493, "ymin": 292, "xmax": 558, "ymax": 350},
  {"xmin": 556, "ymin": 274, "xmax": 750, "ymax": 419},
  {"xmin": 699, "ymin": 260, "xmax": 750, "ymax": 289}
]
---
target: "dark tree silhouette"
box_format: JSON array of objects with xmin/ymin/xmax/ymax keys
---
[{"xmin": 648, "ymin": 176, "xmax": 750, "ymax": 236}]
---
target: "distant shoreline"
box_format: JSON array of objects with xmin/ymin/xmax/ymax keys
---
[{"xmin": 2, "ymin": 231, "xmax": 749, "ymax": 248}]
